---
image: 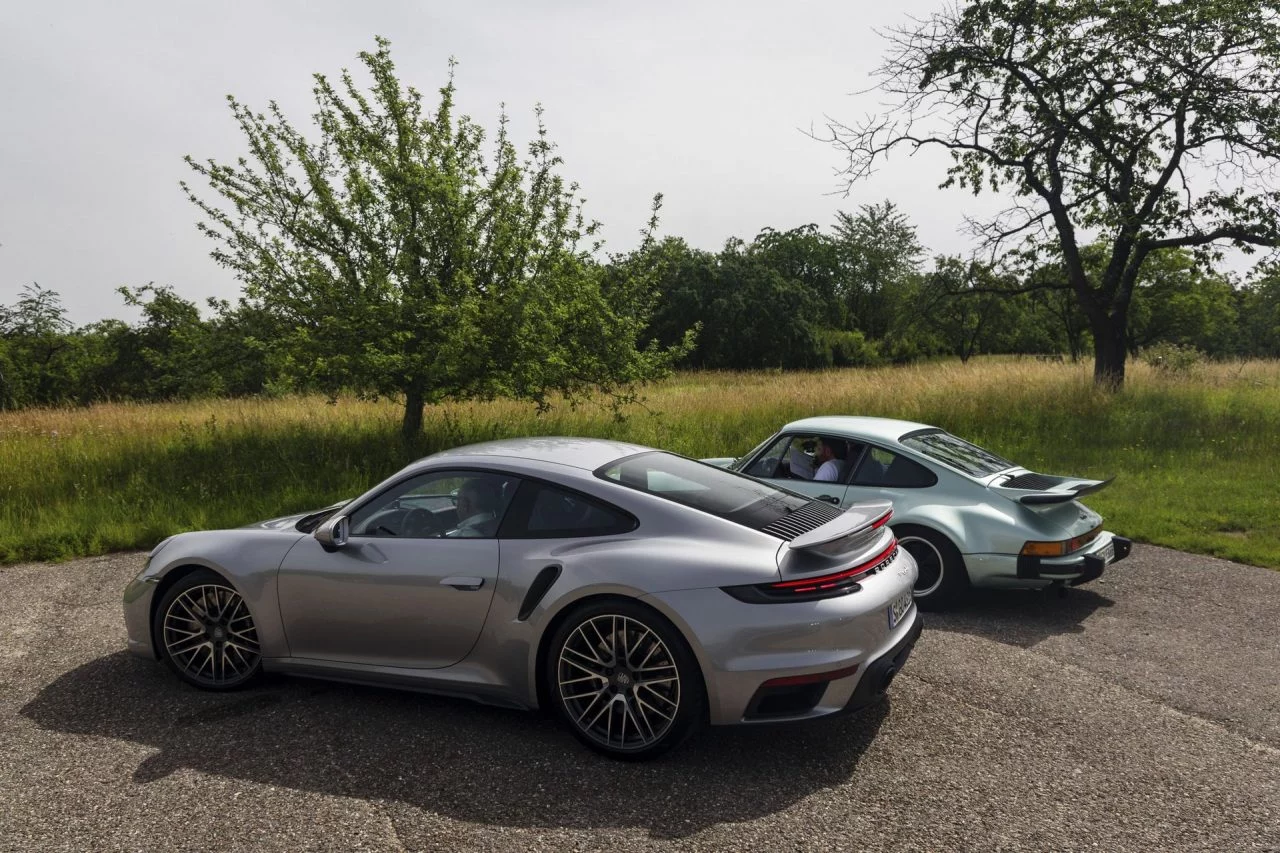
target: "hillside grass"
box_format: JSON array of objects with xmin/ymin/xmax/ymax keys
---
[{"xmin": 2, "ymin": 357, "xmax": 1278, "ymax": 568}]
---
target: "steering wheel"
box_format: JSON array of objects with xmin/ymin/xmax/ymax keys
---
[{"xmin": 402, "ymin": 508, "xmax": 443, "ymax": 538}]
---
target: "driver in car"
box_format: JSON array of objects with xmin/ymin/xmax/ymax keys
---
[{"xmin": 445, "ymin": 478, "xmax": 502, "ymax": 538}]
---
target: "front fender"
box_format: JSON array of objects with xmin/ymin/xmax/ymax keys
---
[{"xmin": 133, "ymin": 529, "xmax": 306, "ymax": 659}]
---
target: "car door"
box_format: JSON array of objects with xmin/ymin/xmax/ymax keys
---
[
  {"xmin": 277, "ymin": 469, "xmax": 516, "ymax": 669},
  {"xmin": 740, "ymin": 432, "xmax": 858, "ymax": 506}
]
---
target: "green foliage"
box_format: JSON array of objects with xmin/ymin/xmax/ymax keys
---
[
  {"xmin": 183, "ymin": 39, "xmax": 687, "ymax": 435},
  {"xmin": 1141, "ymin": 342, "xmax": 1206, "ymax": 373},
  {"xmin": 829, "ymin": 0, "xmax": 1280, "ymax": 387}
]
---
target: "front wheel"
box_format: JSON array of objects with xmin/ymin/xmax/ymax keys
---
[
  {"xmin": 546, "ymin": 599, "xmax": 705, "ymax": 761},
  {"xmin": 154, "ymin": 569, "xmax": 263, "ymax": 690},
  {"xmin": 894, "ymin": 525, "xmax": 969, "ymax": 611}
]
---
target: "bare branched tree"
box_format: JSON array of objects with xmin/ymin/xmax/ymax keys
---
[{"xmin": 824, "ymin": 0, "xmax": 1280, "ymax": 387}]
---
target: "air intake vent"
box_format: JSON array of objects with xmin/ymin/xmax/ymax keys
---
[
  {"xmin": 1000, "ymin": 472, "xmax": 1061, "ymax": 491},
  {"xmin": 761, "ymin": 500, "xmax": 844, "ymax": 541}
]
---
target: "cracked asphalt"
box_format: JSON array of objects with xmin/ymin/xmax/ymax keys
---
[{"xmin": 1, "ymin": 544, "xmax": 1277, "ymax": 852}]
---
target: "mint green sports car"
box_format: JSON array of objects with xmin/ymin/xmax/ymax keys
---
[{"xmin": 707, "ymin": 416, "xmax": 1131, "ymax": 609}]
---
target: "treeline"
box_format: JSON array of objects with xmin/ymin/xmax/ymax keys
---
[
  {"xmin": 628, "ymin": 203, "xmax": 1280, "ymax": 370},
  {"xmin": 3, "ymin": 201, "xmax": 1279, "ymax": 410}
]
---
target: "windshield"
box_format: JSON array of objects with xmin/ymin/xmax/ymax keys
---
[
  {"xmin": 727, "ymin": 435, "xmax": 776, "ymax": 472},
  {"xmin": 596, "ymin": 451, "xmax": 809, "ymax": 529},
  {"xmin": 899, "ymin": 429, "xmax": 1015, "ymax": 478}
]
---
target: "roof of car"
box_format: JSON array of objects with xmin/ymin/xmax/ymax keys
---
[
  {"xmin": 423, "ymin": 436, "xmax": 656, "ymax": 471},
  {"xmin": 780, "ymin": 416, "xmax": 936, "ymax": 445}
]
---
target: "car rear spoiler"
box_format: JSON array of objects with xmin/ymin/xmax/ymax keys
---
[
  {"xmin": 989, "ymin": 476, "xmax": 1114, "ymax": 506},
  {"xmin": 787, "ymin": 500, "xmax": 894, "ymax": 552}
]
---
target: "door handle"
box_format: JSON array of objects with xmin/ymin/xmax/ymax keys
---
[
  {"xmin": 440, "ymin": 576, "xmax": 485, "ymax": 591},
  {"xmin": 818, "ymin": 495, "xmax": 841, "ymax": 505}
]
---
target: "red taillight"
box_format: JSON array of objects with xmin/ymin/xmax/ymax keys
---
[
  {"xmin": 769, "ymin": 538, "xmax": 899, "ymax": 593},
  {"xmin": 761, "ymin": 662, "xmax": 860, "ymax": 688},
  {"xmin": 871, "ymin": 509, "xmax": 893, "ymax": 529}
]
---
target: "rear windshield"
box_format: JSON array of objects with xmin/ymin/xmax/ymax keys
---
[
  {"xmin": 596, "ymin": 451, "xmax": 809, "ymax": 529},
  {"xmin": 899, "ymin": 429, "xmax": 1015, "ymax": 478}
]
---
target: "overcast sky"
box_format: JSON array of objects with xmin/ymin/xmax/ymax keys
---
[{"xmin": 1, "ymin": 0, "xmax": 1013, "ymax": 325}]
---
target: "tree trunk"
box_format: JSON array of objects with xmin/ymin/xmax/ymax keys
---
[
  {"xmin": 1091, "ymin": 314, "xmax": 1127, "ymax": 390},
  {"xmin": 401, "ymin": 385, "xmax": 424, "ymax": 439}
]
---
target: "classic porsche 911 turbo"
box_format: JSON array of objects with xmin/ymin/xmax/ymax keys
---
[
  {"xmin": 124, "ymin": 437, "xmax": 921, "ymax": 760},
  {"xmin": 706, "ymin": 417, "xmax": 1131, "ymax": 610}
]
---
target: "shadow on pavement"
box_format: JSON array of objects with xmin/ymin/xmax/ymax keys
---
[
  {"xmin": 21, "ymin": 652, "xmax": 888, "ymax": 838},
  {"xmin": 926, "ymin": 586, "xmax": 1114, "ymax": 648}
]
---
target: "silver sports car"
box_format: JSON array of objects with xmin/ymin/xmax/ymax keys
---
[
  {"xmin": 707, "ymin": 417, "xmax": 1132, "ymax": 610},
  {"xmin": 124, "ymin": 437, "xmax": 921, "ymax": 760}
]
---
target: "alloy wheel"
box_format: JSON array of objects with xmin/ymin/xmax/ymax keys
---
[
  {"xmin": 556, "ymin": 614, "xmax": 681, "ymax": 753},
  {"xmin": 162, "ymin": 583, "xmax": 261, "ymax": 687}
]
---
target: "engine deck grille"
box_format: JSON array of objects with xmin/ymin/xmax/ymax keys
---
[
  {"xmin": 1000, "ymin": 472, "xmax": 1061, "ymax": 491},
  {"xmin": 761, "ymin": 500, "xmax": 844, "ymax": 541}
]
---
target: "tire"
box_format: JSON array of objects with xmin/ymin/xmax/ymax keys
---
[
  {"xmin": 154, "ymin": 569, "xmax": 263, "ymax": 690},
  {"xmin": 894, "ymin": 525, "xmax": 969, "ymax": 611},
  {"xmin": 545, "ymin": 599, "xmax": 705, "ymax": 761}
]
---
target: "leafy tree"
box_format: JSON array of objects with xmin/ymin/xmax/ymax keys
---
[
  {"xmin": 831, "ymin": 202, "xmax": 923, "ymax": 340},
  {"xmin": 184, "ymin": 39, "xmax": 687, "ymax": 437},
  {"xmin": 1124, "ymin": 251, "xmax": 1237, "ymax": 356},
  {"xmin": 0, "ymin": 284, "xmax": 77, "ymax": 407},
  {"xmin": 1238, "ymin": 264, "xmax": 1280, "ymax": 356},
  {"xmin": 918, "ymin": 257, "xmax": 1018, "ymax": 362},
  {"xmin": 826, "ymin": 0, "xmax": 1280, "ymax": 388}
]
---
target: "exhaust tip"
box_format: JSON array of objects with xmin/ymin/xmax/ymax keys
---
[{"xmin": 879, "ymin": 666, "xmax": 898, "ymax": 691}]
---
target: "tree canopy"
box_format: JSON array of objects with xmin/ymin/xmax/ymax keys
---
[
  {"xmin": 183, "ymin": 39, "xmax": 689, "ymax": 436},
  {"xmin": 826, "ymin": 0, "xmax": 1280, "ymax": 387}
]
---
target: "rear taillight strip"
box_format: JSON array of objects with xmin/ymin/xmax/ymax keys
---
[{"xmin": 771, "ymin": 538, "xmax": 899, "ymax": 590}]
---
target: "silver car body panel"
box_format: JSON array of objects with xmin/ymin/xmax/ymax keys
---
[{"xmin": 124, "ymin": 436, "xmax": 919, "ymax": 725}]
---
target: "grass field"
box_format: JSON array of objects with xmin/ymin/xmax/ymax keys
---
[{"xmin": 2, "ymin": 357, "xmax": 1278, "ymax": 568}]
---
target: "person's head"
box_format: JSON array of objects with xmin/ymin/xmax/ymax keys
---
[
  {"xmin": 457, "ymin": 478, "xmax": 500, "ymax": 519},
  {"xmin": 817, "ymin": 438, "xmax": 846, "ymax": 463}
]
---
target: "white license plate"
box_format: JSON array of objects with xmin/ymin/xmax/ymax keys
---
[
  {"xmin": 1097, "ymin": 541, "xmax": 1115, "ymax": 564},
  {"xmin": 888, "ymin": 590, "xmax": 913, "ymax": 628}
]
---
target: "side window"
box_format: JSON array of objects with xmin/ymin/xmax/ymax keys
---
[
  {"xmin": 852, "ymin": 447, "xmax": 938, "ymax": 488},
  {"xmin": 503, "ymin": 481, "xmax": 636, "ymax": 539},
  {"xmin": 348, "ymin": 471, "xmax": 516, "ymax": 539},
  {"xmin": 745, "ymin": 434, "xmax": 861, "ymax": 483}
]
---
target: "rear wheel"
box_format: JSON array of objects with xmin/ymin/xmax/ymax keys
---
[
  {"xmin": 155, "ymin": 569, "xmax": 263, "ymax": 690},
  {"xmin": 895, "ymin": 525, "xmax": 969, "ymax": 611},
  {"xmin": 546, "ymin": 599, "xmax": 704, "ymax": 761}
]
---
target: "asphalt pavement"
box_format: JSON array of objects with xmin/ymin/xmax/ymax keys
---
[{"xmin": 1, "ymin": 544, "xmax": 1277, "ymax": 852}]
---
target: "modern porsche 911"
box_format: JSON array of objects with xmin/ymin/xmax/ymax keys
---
[{"xmin": 124, "ymin": 437, "xmax": 921, "ymax": 759}]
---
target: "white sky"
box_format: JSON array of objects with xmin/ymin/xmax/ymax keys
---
[{"xmin": 3, "ymin": 0, "xmax": 1013, "ymax": 324}]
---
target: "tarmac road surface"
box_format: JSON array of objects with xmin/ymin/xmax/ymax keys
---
[{"xmin": 1, "ymin": 544, "xmax": 1277, "ymax": 852}]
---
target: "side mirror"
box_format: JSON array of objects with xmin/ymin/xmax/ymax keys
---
[{"xmin": 315, "ymin": 515, "xmax": 350, "ymax": 551}]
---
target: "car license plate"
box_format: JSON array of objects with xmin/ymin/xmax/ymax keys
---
[
  {"xmin": 1097, "ymin": 541, "xmax": 1115, "ymax": 564},
  {"xmin": 888, "ymin": 590, "xmax": 913, "ymax": 628}
]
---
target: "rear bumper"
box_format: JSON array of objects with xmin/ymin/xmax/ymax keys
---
[
  {"xmin": 842, "ymin": 612, "xmax": 923, "ymax": 714},
  {"xmin": 644, "ymin": 558, "xmax": 920, "ymax": 725},
  {"xmin": 1015, "ymin": 534, "xmax": 1132, "ymax": 584}
]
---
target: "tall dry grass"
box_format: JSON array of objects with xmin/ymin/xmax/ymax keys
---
[{"xmin": 2, "ymin": 357, "xmax": 1278, "ymax": 566}]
